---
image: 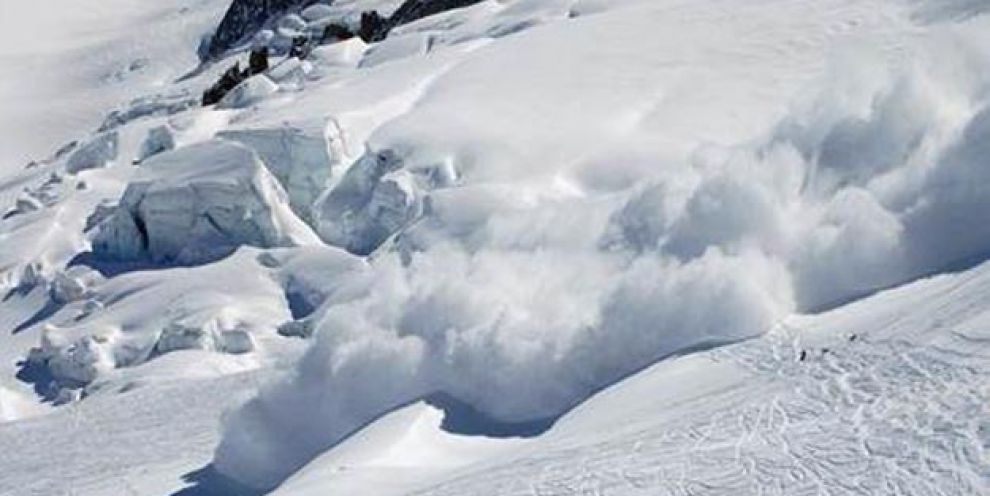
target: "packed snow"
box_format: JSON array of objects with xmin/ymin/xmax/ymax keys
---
[{"xmin": 0, "ymin": 0, "xmax": 989, "ymax": 494}]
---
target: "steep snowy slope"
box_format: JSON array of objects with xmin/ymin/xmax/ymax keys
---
[{"xmin": 0, "ymin": 0, "xmax": 988, "ymax": 494}]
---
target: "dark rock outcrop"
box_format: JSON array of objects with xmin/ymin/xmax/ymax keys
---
[
  {"xmin": 206, "ymin": 0, "xmax": 318, "ymax": 59},
  {"xmin": 202, "ymin": 63, "xmax": 247, "ymax": 106},
  {"xmin": 359, "ymin": 0, "xmax": 486, "ymax": 42},
  {"xmin": 387, "ymin": 0, "xmax": 485, "ymax": 30},
  {"xmin": 205, "ymin": 0, "xmax": 486, "ymax": 60}
]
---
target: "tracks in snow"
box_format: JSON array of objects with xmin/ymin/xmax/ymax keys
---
[{"xmin": 414, "ymin": 318, "xmax": 990, "ymax": 495}]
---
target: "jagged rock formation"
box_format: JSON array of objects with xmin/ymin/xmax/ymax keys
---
[
  {"xmin": 387, "ymin": 0, "xmax": 484, "ymax": 32},
  {"xmin": 205, "ymin": 0, "xmax": 485, "ymax": 59},
  {"xmin": 206, "ymin": 0, "xmax": 319, "ymax": 59}
]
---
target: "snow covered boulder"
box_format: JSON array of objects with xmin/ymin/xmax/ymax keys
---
[
  {"xmin": 277, "ymin": 13, "xmax": 309, "ymax": 39},
  {"xmin": 300, "ymin": 4, "xmax": 334, "ymax": 23},
  {"xmin": 265, "ymin": 57, "xmax": 313, "ymax": 91},
  {"xmin": 314, "ymin": 149, "xmax": 424, "ymax": 255},
  {"xmin": 34, "ymin": 329, "xmax": 117, "ymax": 387},
  {"xmin": 310, "ymin": 38, "xmax": 367, "ymax": 68},
  {"xmin": 155, "ymin": 320, "xmax": 255, "ymax": 355},
  {"xmin": 137, "ymin": 125, "xmax": 176, "ymax": 162},
  {"xmin": 92, "ymin": 140, "xmax": 320, "ymax": 265},
  {"xmin": 11, "ymin": 194, "xmax": 43, "ymax": 215},
  {"xmin": 65, "ymin": 131, "xmax": 118, "ymax": 173},
  {"xmin": 217, "ymin": 124, "xmax": 338, "ymax": 221},
  {"xmin": 50, "ymin": 266, "xmax": 104, "ymax": 304},
  {"xmin": 217, "ymin": 75, "xmax": 279, "ymax": 109}
]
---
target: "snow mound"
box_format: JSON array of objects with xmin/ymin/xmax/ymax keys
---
[
  {"xmin": 309, "ymin": 38, "xmax": 368, "ymax": 68},
  {"xmin": 218, "ymin": 75, "xmax": 279, "ymax": 109},
  {"xmin": 313, "ymin": 149, "xmax": 427, "ymax": 255},
  {"xmin": 138, "ymin": 125, "xmax": 176, "ymax": 162},
  {"xmin": 92, "ymin": 140, "xmax": 319, "ymax": 265},
  {"xmin": 300, "ymin": 4, "xmax": 335, "ymax": 24},
  {"xmin": 22, "ymin": 248, "xmax": 299, "ymax": 394},
  {"xmin": 155, "ymin": 320, "xmax": 255, "ymax": 355},
  {"xmin": 65, "ymin": 131, "xmax": 118, "ymax": 174}
]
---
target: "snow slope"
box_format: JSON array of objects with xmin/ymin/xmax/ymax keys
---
[
  {"xmin": 281, "ymin": 257, "xmax": 990, "ymax": 495},
  {"xmin": 0, "ymin": 0, "xmax": 988, "ymax": 494}
]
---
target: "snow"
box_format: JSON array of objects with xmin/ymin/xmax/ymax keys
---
[
  {"xmin": 274, "ymin": 401, "xmax": 527, "ymax": 496},
  {"xmin": 398, "ymin": 259, "xmax": 990, "ymax": 495},
  {"xmin": 0, "ymin": 0, "xmax": 988, "ymax": 494},
  {"xmin": 65, "ymin": 131, "xmax": 119, "ymax": 174},
  {"xmin": 137, "ymin": 125, "xmax": 176, "ymax": 162},
  {"xmin": 218, "ymin": 75, "xmax": 281, "ymax": 109},
  {"xmin": 92, "ymin": 140, "xmax": 320, "ymax": 264},
  {"xmin": 217, "ymin": 122, "xmax": 340, "ymax": 222}
]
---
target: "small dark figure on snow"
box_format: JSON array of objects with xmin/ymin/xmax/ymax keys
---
[
  {"xmin": 358, "ymin": 10, "xmax": 388, "ymax": 42},
  {"xmin": 248, "ymin": 46, "xmax": 269, "ymax": 75},
  {"xmin": 323, "ymin": 23, "xmax": 355, "ymax": 43},
  {"xmin": 798, "ymin": 350, "xmax": 807, "ymax": 362}
]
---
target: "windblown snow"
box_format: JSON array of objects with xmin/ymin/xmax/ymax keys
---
[{"xmin": 0, "ymin": 0, "xmax": 989, "ymax": 494}]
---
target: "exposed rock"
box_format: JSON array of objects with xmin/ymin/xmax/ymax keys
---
[
  {"xmin": 248, "ymin": 46, "xmax": 270, "ymax": 75},
  {"xmin": 206, "ymin": 0, "xmax": 319, "ymax": 59},
  {"xmin": 203, "ymin": 63, "xmax": 247, "ymax": 106}
]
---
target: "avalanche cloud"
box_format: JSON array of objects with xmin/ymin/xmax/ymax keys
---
[{"xmin": 210, "ymin": 0, "xmax": 990, "ymax": 490}]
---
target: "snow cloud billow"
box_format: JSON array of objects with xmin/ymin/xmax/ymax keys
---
[
  {"xmin": 216, "ymin": 245, "xmax": 791, "ymax": 489},
  {"xmin": 214, "ymin": 16, "xmax": 990, "ymax": 491}
]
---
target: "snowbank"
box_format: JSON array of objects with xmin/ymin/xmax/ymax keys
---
[
  {"xmin": 23, "ymin": 248, "xmax": 307, "ymax": 393},
  {"xmin": 93, "ymin": 140, "xmax": 320, "ymax": 264},
  {"xmin": 218, "ymin": 75, "xmax": 279, "ymax": 109}
]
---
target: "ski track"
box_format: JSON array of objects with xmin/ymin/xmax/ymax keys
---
[{"xmin": 413, "ymin": 308, "xmax": 990, "ymax": 495}]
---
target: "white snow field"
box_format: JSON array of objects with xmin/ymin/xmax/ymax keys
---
[{"xmin": 0, "ymin": 0, "xmax": 989, "ymax": 494}]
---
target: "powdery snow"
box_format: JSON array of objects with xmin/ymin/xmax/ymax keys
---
[{"xmin": 0, "ymin": 0, "xmax": 988, "ymax": 494}]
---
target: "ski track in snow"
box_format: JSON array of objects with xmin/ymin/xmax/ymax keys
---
[{"xmin": 412, "ymin": 272, "xmax": 990, "ymax": 495}]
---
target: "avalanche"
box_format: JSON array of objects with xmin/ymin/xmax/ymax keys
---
[{"xmin": 0, "ymin": 0, "xmax": 989, "ymax": 495}]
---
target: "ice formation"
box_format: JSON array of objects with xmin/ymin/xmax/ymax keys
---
[{"xmin": 93, "ymin": 140, "xmax": 319, "ymax": 264}]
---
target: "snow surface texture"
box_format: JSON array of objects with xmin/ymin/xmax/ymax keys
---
[
  {"xmin": 0, "ymin": 0, "xmax": 989, "ymax": 494},
  {"xmin": 392, "ymin": 259, "xmax": 990, "ymax": 495},
  {"xmin": 92, "ymin": 140, "xmax": 320, "ymax": 264}
]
